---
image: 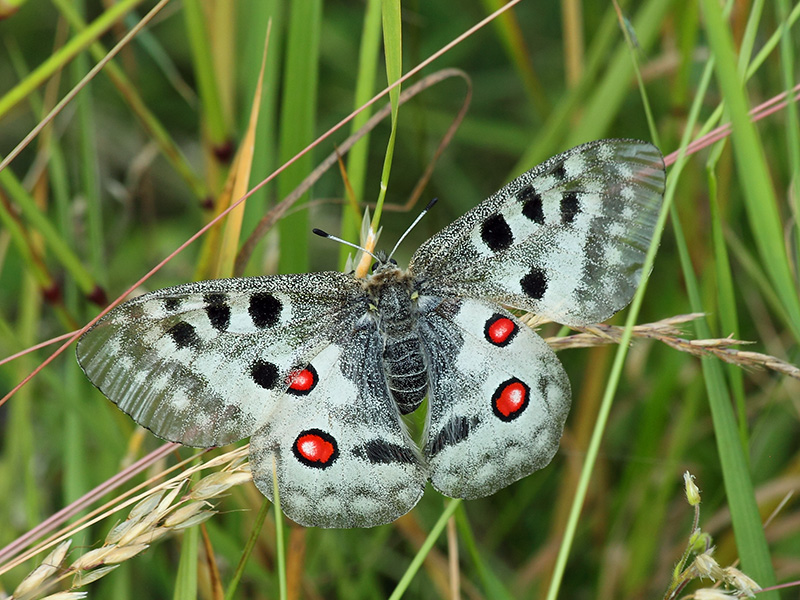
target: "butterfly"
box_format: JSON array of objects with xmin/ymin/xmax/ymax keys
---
[{"xmin": 77, "ymin": 139, "xmax": 666, "ymax": 528}]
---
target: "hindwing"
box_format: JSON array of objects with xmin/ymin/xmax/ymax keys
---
[
  {"xmin": 249, "ymin": 318, "xmax": 426, "ymax": 528},
  {"xmin": 418, "ymin": 297, "xmax": 571, "ymax": 499}
]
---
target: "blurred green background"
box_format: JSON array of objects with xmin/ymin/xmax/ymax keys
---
[{"xmin": 0, "ymin": 1, "xmax": 798, "ymax": 598}]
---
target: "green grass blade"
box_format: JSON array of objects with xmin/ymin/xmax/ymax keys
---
[
  {"xmin": 183, "ymin": 0, "xmax": 229, "ymax": 149},
  {"xmin": 700, "ymin": 0, "xmax": 800, "ymax": 343},
  {"xmin": 272, "ymin": 461, "xmax": 287, "ymax": 600},
  {"xmin": 565, "ymin": 0, "xmax": 675, "ymax": 146},
  {"xmin": 777, "ymin": 0, "xmax": 800, "ymax": 267},
  {"xmin": 545, "ymin": 186, "xmax": 672, "ymax": 599},
  {"xmin": 339, "ymin": 0, "xmax": 382, "ymax": 266},
  {"xmin": 707, "ymin": 148, "xmax": 749, "ymax": 451},
  {"xmin": 670, "ymin": 204, "xmax": 778, "ymax": 598},
  {"xmin": 0, "ymin": 167, "xmax": 95, "ymax": 295},
  {"xmin": 387, "ymin": 500, "xmax": 461, "ymax": 600},
  {"xmin": 277, "ymin": 0, "xmax": 322, "ymax": 274},
  {"xmin": 51, "ymin": 0, "xmax": 209, "ymax": 199},
  {"xmin": 479, "ymin": 0, "xmax": 550, "ymax": 117},
  {"xmin": 371, "ymin": 0, "xmax": 403, "ymax": 230},
  {"xmin": 455, "ymin": 508, "xmax": 514, "ymax": 600},
  {"xmin": 224, "ymin": 500, "xmax": 270, "ymax": 600},
  {"xmin": 238, "ymin": 0, "xmax": 283, "ymax": 262},
  {"xmin": 173, "ymin": 522, "xmax": 199, "ymax": 600},
  {"xmin": 0, "ymin": 0, "xmax": 144, "ymax": 120}
]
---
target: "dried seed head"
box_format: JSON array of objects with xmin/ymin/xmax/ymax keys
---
[
  {"xmin": 154, "ymin": 485, "xmax": 185, "ymax": 517},
  {"xmin": 104, "ymin": 520, "xmax": 129, "ymax": 546},
  {"xmin": 228, "ymin": 456, "xmax": 250, "ymax": 470},
  {"xmin": 72, "ymin": 564, "xmax": 120, "ymax": 587},
  {"xmin": 722, "ymin": 567, "xmax": 761, "ymax": 598},
  {"xmin": 40, "ymin": 592, "xmax": 89, "ymax": 600},
  {"xmin": 13, "ymin": 565, "xmax": 54, "ymax": 598},
  {"xmin": 169, "ymin": 510, "xmax": 216, "ymax": 530},
  {"xmin": 190, "ymin": 471, "xmax": 252, "ymax": 500},
  {"xmin": 43, "ymin": 540, "xmax": 72, "ymax": 570},
  {"xmin": 691, "ymin": 551, "xmax": 725, "ymax": 581},
  {"xmin": 102, "ymin": 543, "xmax": 149, "ymax": 565},
  {"xmin": 128, "ymin": 490, "xmax": 166, "ymax": 521},
  {"xmin": 127, "ymin": 525, "xmax": 171, "ymax": 546},
  {"xmin": 201, "ymin": 446, "xmax": 249, "ymax": 469},
  {"xmin": 70, "ymin": 546, "xmax": 115, "ymax": 571},
  {"xmin": 117, "ymin": 517, "xmax": 159, "ymax": 547},
  {"xmin": 691, "ymin": 589, "xmax": 736, "ymax": 599},
  {"xmin": 13, "ymin": 540, "xmax": 73, "ymax": 598},
  {"xmin": 162, "ymin": 502, "xmax": 207, "ymax": 528}
]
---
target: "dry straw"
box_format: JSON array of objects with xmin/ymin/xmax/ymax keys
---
[
  {"xmin": 8, "ymin": 447, "xmax": 250, "ymax": 599},
  {"xmin": 540, "ymin": 312, "xmax": 800, "ymax": 380}
]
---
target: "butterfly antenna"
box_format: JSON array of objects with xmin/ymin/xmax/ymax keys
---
[
  {"xmin": 387, "ymin": 198, "xmax": 438, "ymax": 261},
  {"xmin": 312, "ymin": 228, "xmax": 380, "ymax": 262}
]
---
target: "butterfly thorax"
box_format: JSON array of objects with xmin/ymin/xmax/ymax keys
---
[{"xmin": 363, "ymin": 262, "xmax": 428, "ymax": 415}]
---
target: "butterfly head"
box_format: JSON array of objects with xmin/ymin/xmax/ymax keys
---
[
  {"xmin": 370, "ymin": 251, "xmax": 398, "ymax": 272},
  {"xmin": 362, "ymin": 251, "xmax": 414, "ymax": 296}
]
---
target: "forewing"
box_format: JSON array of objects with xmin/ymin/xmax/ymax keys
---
[
  {"xmin": 410, "ymin": 139, "xmax": 665, "ymax": 326},
  {"xmin": 249, "ymin": 317, "xmax": 427, "ymax": 528},
  {"xmin": 418, "ymin": 297, "xmax": 570, "ymax": 499},
  {"xmin": 76, "ymin": 272, "xmax": 367, "ymax": 447}
]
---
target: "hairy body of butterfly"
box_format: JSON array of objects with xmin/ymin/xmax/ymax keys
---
[
  {"xmin": 365, "ymin": 263, "xmax": 429, "ymax": 414},
  {"xmin": 77, "ymin": 139, "xmax": 666, "ymax": 528}
]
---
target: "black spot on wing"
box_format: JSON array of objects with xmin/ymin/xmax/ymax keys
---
[
  {"xmin": 552, "ymin": 161, "xmax": 567, "ymax": 180},
  {"xmin": 428, "ymin": 415, "xmax": 479, "ymax": 456},
  {"xmin": 352, "ymin": 440, "xmax": 419, "ymax": 465},
  {"xmin": 203, "ymin": 293, "xmax": 231, "ymax": 331},
  {"xmin": 163, "ymin": 297, "xmax": 182, "ymax": 312},
  {"xmin": 167, "ymin": 321, "xmax": 200, "ymax": 349},
  {"xmin": 128, "ymin": 303, "xmax": 145, "ymax": 320},
  {"xmin": 249, "ymin": 292, "xmax": 281, "ymax": 328},
  {"xmin": 520, "ymin": 267, "xmax": 548, "ymax": 300},
  {"xmin": 250, "ymin": 359, "xmax": 279, "ymax": 389},
  {"xmin": 518, "ymin": 185, "xmax": 544, "ymax": 224},
  {"xmin": 480, "ymin": 213, "xmax": 514, "ymax": 252},
  {"xmin": 561, "ymin": 192, "xmax": 580, "ymax": 224}
]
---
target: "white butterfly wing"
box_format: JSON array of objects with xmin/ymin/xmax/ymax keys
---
[
  {"xmin": 249, "ymin": 317, "xmax": 427, "ymax": 528},
  {"xmin": 76, "ymin": 272, "xmax": 368, "ymax": 447},
  {"xmin": 410, "ymin": 139, "xmax": 665, "ymax": 326},
  {"xmin": 418, "ymin": 297, "xmax": 570, "ymax": 499}
]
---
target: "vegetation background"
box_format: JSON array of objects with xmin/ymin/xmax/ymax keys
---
[{"xmin": 0, "ymin": 0, "xmax": 798, "ymax": 598}]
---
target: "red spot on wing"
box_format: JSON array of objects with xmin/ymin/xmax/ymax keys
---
[
  {"xmin": 286, "ymin": 364, "xmax": 318, "ymax": 395},
  {"xmin": 484, "ymin": 314, "xmax": 518, "ymax": 346},
  {"xmin": 491, "ymin": 378, "xmax": 530, "ymax": 422},
  {"xmin": 293, "ymin": 429, "xmax": 339, "ymax": 468}
]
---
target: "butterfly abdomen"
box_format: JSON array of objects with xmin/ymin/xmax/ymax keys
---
[
  {"xmin": 382, "ymin": 333, "xmax": 427, "ymax": 414},
  {"xmin": 366, "ymin": 267, "xmax": 428, "ymax": 415}
]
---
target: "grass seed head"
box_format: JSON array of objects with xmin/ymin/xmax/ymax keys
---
[
  {"xmin": 684, "ymin": 471, "xmax": 701, "ymax": 505},
  {"xmin": 722, "ymin": 567, "xmax": 761, "ymax": 598},
  {"xmin": 690, "ymin": 589, "xmax": 737, "ymax": 599},
  {"xmin": 691, "ymin": 551, "xmax": 726, "ymax": 581},
  {"xmin": 39, "ymin": 592, "xmax": 89, "ymax": 600}
]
